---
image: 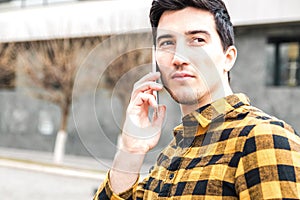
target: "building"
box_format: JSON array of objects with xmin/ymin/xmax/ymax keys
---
[
  {"xmin": 228, "ymin": 0, "xmax": 300, "ymax": 134},
  {"xmin": 0, "ymin": 0, "xmax": 299, "ymax": 165}
]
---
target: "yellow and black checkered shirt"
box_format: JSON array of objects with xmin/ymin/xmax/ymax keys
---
[{"xmin": 94, "ymin": 93, "xmax": 300, "ymax": 199}]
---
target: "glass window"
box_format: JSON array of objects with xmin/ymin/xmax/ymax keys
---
[{"xmin": 267, "ymin": 37, "xmax": 300, "ymax": 87}]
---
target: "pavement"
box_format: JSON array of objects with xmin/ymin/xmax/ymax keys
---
[
  {"xmin": 1, "ymin": 167, "xmax": 100, "ymax": 200},
  {"xmin": 0, "ymin": 147, "xmax": 152, "ymax": 200},
  {"xmin": 0, "ymin": 147, "xmax": 104, "ymax": 200}
]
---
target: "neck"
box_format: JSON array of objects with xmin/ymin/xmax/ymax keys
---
[{"xmin": 180, "ymin": 84, "xmax": 233, "ymax": 116}]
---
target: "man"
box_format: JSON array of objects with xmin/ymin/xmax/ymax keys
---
[{"xmin": 94, "ymin": 0, "xmax": 300, "ymax": 199}]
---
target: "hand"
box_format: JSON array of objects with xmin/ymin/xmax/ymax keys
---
[{"xmin": 121, "ymin": 72, "xmax": 166, "ymax": 154}]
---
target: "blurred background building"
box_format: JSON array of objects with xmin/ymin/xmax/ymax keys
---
[
  {"xmin": 0, "ymin": 0, "xmax": 299, "ymax": 164},
  {"xmin": 0, "ymin": 0, "xmax": 299, "ymax": 199}
]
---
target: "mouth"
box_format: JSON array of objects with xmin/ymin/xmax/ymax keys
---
[{"xmin": 171, "ymin": 71, "xmax": 195, "ymax": 81}]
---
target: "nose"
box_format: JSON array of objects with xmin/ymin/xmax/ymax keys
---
[
  {"xmin": 171, "ymin": 43, "xmax": 190, "ymax": 69},
  {"xmin": 172, "ymin": 53, "xmax": 189, "ymax": 69}
]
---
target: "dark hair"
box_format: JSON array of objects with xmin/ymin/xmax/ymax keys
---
[{"xmin": 149, "ymin": 0, "xmax": 234, "ymax": 51}]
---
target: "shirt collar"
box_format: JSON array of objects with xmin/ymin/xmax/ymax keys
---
[
  {"xmin": 191, "ymin": 93, "xmax": 250, "ymax": 128},
  {"xmin": 173, "ymin": 93, "xmax": 250, "ymax": 145}
]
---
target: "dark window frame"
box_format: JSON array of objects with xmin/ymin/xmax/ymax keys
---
[{"xmin": 267, "ymin": 36, "xmax": 300, "ymax": 87}]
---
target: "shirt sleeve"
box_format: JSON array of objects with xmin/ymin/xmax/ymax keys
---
[
  {"xmin": 235, "ymin": 123, "xmax": 300, "ymax": 199},
  {"xmin": 93, "ymin": 171, "xmax": 140, "ymax": 200}
]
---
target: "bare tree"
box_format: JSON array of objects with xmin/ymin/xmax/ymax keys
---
[
  {"xmin": 14, "ymin": 32, "xmax": 152, "ymax": 163},
  {"xmin": 98, "ymin": 32, "xmax": 153, "ymax": 148},
  {"xmin": 0, "ymin": 42, "xmax": 17, "ymax": 89},
  {"xmin": 100, "ymin": 32, "xmax": 153, "ymax": 114},
  {"xmin": 16, "ymin": 37, "xmax": 106, "ymax": 163}
]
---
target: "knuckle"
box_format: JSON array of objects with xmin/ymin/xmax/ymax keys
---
[{"xmin": 133, "ymin": 82, "xmax": 139, "ymax": 89}]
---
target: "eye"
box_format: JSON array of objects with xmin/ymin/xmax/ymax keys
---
[
  {"xmin": 158, "ymin": 40, "xmax": 175, "ymax": 48},
  {"xmin": 158, "ymin": 39, "xmax": 176, "ymax": 50},
  {"xmin": 190, "ymin": 37, "xmax": 205, "ymax": 46}
]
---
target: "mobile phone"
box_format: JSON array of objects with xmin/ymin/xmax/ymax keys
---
[{"xmin": 152, "ymin": 45, "xmax": 159, "ymax": 104}]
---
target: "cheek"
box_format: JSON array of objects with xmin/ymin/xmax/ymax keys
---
[
  {"xmin": 156, "ymin": 50, "xmax": 174, "ymax": 67},
  {"xmin": 158, "ymin": 66, "xmax": 169, "ymax": 83},
  {"xmin": 190, "ymin": 57, "xmax": 223, "ymax": 85},
  {"xmin": 191, "ymin": 49, "xmax": 224, "ymax": 76}
]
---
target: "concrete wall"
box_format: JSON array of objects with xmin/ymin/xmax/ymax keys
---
[
  {"xmin": 0, "ymin": 90, "xmax": 88, "ymax": 155},
  {"xmin": 0, "ymin": 88, "xmax": 179, "ymax": 164},
  {"xmin": 231, "ymin": 22, "xmax": 300, "ymax": 131}
]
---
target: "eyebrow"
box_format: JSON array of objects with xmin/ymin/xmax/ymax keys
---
[
  {"xmin": 156, "ymin": 30, "xmax": 211, "ymax": 42},
  {"xmin": 185, "ymin": 30, "xmax": 211, "ymax": 37},
  {"xmin": 156, "ymin": 34, "xmax": 174, "ymax": 43}
]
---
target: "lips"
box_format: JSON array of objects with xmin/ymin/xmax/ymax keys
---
[{"xmin": 171, "ymin": 71, "xmax": 195, "ymax": 79}]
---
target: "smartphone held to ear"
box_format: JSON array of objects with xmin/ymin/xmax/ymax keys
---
[{"xmin": 152, "ymin": 45, "xmax": 160, "ymax": 104}]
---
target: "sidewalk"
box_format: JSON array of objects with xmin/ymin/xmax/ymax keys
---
[
  {"xmin": 0, "ymin": 147, "xmax": 152, "ymax": 200},
  {"xmin": 0, "ymin": 147, "xmax": 108, "ymax": 180},
  {"xmin": 0, "ymin": 147, "xmax": 105, "ymax": 200}
]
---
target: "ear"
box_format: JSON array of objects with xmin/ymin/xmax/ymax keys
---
[{"xmin": 224, "ymin": 45, "xmax": 237, "ymax": 72}]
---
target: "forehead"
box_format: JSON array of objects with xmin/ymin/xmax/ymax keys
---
[{"xmin": 157, "ymin": 7, "xmax": 216, "ymax": 36}]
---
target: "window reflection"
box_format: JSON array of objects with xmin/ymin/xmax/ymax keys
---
[{"xmin": 267, "ymin": 37, "xmax": 300, "ymax": 87}]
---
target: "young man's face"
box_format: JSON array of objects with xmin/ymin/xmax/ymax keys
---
[{"xmin": 156, "ymin": 7, "xmax": 233, "ymax": 106}]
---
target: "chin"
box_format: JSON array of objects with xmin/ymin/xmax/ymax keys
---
[
  {"xmin": 165, "ymin": 86, "xmax": 202, "ymax": 105},
  {"xmin": 175, "ymin": 98, "xmax": 199, "ymax": 105}
]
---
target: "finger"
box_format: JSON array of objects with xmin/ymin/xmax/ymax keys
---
[
  {"xmin": 131, "ymin": 82, "xmax": 162, "ymax": 100},
  {"xmin": 133, "ymin": 81, "xmax": 162, "ymax": 94},
  {"xmin": 136, "ymin": 72, "xmax": 160, "ymax": 85},
  {"xmin": 131, "ymin": 72, "xmax": 161, "ymax": 99},
  {"xmin": 133, "ymin": 72, "xmax": 160, "ymax": 90},
  {"xmin": 132, "ymin": 92, "xmax": 158, "ymax": 108},
  {"xmin": 152, "ymin": 105, "xmax": 166, "ymax": 128}
]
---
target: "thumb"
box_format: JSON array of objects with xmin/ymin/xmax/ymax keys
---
[{"xmin": 152, "ymin": 105, "xmax": 166, "ymax": 128}]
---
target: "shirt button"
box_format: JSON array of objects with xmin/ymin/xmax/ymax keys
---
[
  {"xmin": 169, "ymin": 173, "xmax": 174, "ymax": 180},
  {"xmin": 149, "ymin": 166, "xmax": 154, "ymax": 173}
]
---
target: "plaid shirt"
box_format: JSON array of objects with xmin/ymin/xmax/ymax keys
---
[{"xmin": 94, "ymin": 93, "xmax": 300, "ymax": 199}]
